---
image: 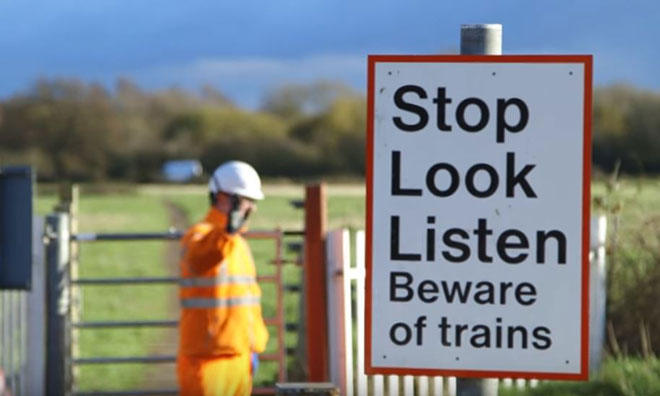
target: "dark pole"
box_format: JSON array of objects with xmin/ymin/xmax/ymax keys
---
[{"xmin": 45, "ymin": 213, "xmax": 72, "ymax": 396}]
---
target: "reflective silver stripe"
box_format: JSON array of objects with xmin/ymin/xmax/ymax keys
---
[
  {"xmin": 180, "ymin": 296, "xmax": 261, "ymax": 309},
  {"xmin": 180, "ymin": 275, "xmax": 256, "ymax": 288}
]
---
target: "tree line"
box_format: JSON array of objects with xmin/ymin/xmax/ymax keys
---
[{"xmin": 0, "ymin": 78, "xmax": 658, "ymax": 181}]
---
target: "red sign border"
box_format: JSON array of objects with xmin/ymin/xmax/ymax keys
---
[{"xmin": 365, "ymin": 54, "xmax": 592, "ymax": 381}]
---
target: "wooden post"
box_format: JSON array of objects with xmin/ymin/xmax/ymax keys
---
[
  {"xmin": 57, "ymin": 184, "xmax": 80, "ymax": 387},
  {"xmin": 304, "ymin": 183, "xmax": 329, "ymax": 381}
]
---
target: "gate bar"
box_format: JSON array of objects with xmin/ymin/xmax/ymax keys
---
[
  {"xmin": 74, "ymin": 390, "xmax": 177, "ymax": 396},
  {"xmin": 74, "ymin": 388, "xmax": 275, "ymax": 396},
  {"xmin": 72, "ymin": 274, "xmax": 279, "ymax": 285},
  {"xmin": 74, "ymin": 356, "xmax": 175, "ymax": 365},
  {"xmin": 73, "ymin": 277, "xmax": 178, "ymax": 285},
  {"xmin": 73, "ymin": 232, "xmax": 182, "ymax": 242},
  {"xmin": 73, "ymin": 320, "xmax": 178, "ymax": 329},
  {"xmin": 71, "ymin": 230, "xmax": 302, "ymax": 242},
  {"xmin": 74, "ymin": 353, "xmax": 282, "ymax": 365},
  {"xmin": 72, "ymin": 317, "xmax": 282, "ymax": 329},
  {"xmin": 64, "ymin": 223, "xmax": 293, "ymax": 394}
]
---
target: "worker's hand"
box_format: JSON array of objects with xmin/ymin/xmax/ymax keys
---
[{"xmin": 251, "ymin": 352, "xmax": 259, "ymax": 375}]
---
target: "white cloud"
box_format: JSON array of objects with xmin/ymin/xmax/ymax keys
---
[{"xmin": 130, "ymin": 54, "xmax": 368, "ymax": 108}]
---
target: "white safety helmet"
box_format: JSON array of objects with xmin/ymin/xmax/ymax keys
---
[{"xmin": 208, "ymin": 161, "xmax": 265, "ymax": 201}]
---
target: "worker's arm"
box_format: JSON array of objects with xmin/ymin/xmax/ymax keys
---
[{"xmin": 181, "ymin": 224, "xmax": 237, "ymax": 274}]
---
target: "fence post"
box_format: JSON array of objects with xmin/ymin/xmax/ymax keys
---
[
  {"xmin": 590, "ymin": 215, "xmax": 607, "ymax": 373},
  {"xmin": 57, "ymin": 184, "xmax": 81, "ymax": 387},
  {"xmin": 456, "ymin": 23, "xmax": 501, "ymax": 396},
  {"xmin": 45, "ymin": 213, "xmax": 73, "ymax": 396},
  {"xmin": 27, "ymin": 216, "xmax": 46, "ymax": 396},
  {"xmin": 325, "ymin": 229, "xmax": 350, "ymax": 395},
  {"xmin": 304, "ymin": 183, "xmax": 329, "ymax": 382}
]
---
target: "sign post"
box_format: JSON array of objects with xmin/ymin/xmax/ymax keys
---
[
  {"xmin": 365, "ymin": 29, "xmax": 592, "ymax": 386},
  {"xmin": 457, "ymin": 24, "xmax": 502, "ymax": 396}
]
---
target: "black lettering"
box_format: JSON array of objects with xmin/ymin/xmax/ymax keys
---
[
  {"xmin": 532, "ymin": 326, "xmax": 552, "ymax": 350},
  {"xmin": 455, "ymin": 324, "xmax": 469, "ymax": 347},
  {"xmin": 390, "ymin": 216, "xmax": 422, "ymax": 261},
  {"xmin": 473, "ymin": 281, "xmax": 495, "ymax": 304},
  {"xmin": 442, "ymin": 281, "xmax": 472, "ymax": 303},
  {"xmin": 470, "ymin": 325, "xmax": 491, "ymax": 348},
  {"xmin": 507, "ymin": 326, "xmax": 529, "ymax": 349},
  {"xmin": 515, "ymin": 282, "xmax": 537, "ymax": 306},
  {"xmin": 393, "ymin": 85, "xmax": 428, "ymax": 132},
  {"xmin": 474, "ymin": 218, "xmax": 493, "ymax": 263},
  {"xmin": 499, "ymin": 282, "xmax": 513, "ymax": 304},
  {"xmin": 389, "ymin": 271, "xmax": 413, "ymax": 302},
  {"xmin": 438, "ymin": 317, "xmax": 452, "ymax": 346},
  {"xmin": 536, "ymin": 230, "xmax": 567, "ymax": 264},
  {"xmin": 414, "ymin": 316, "xmax": 427, "ymax": 346},
  {"xmin": 442, "ymin": 228, "xmax": 470, "ymax": 263},
  {"xmin": 390, "ymin": 322, "xmax": 412, "ymax": 345},
  {"xmin": 426, "ymin": 216, "xmax": 435, "ymax": 261},
  {"xmin": 497, "ymin": 229, "xmax": 529, "ymax": 264},
  {"xmin": 391, "ymin": 151, "xmax": 423, "ymax": 196},
  {"xmin": 497, "ymin": 98, "xmax": 529, "ymax": 143},
  {"xmin": 426, "ymin": 163, "xmax": 459, "ymax": 197},
  {"xmin": 433, "ymin": 87, "xmax": 452, "ymax": 131},
  {"xmin": 466, "ymin": 163, "xmax": 499, "ymax": 198},
  {"xmin": 456, "ymin": 97, "xmax": 489, "ymax": 132},
  {"xmin": 418, "ymin": 280, "xmax": 439, "ymax": 303},
  {"xmin": 506, "ymin": 152, "xmax": 537, "ymax": 198}
]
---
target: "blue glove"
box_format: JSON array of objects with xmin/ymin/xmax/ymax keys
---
[{"xmin": 251, "ymin": 352, "xmax": 259, "ymax": 375}]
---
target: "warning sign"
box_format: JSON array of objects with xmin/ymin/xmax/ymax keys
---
[{"xmin": 365, "ymin": 55, "xmax": 592, "ymax": 380}]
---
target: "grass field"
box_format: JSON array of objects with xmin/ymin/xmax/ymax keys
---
[
  {"xmin": 35, "ymin": 179, "xmax": 660, "ymax": 395},
  {"xmin": 37, "ymin": 183, "xmax": 366, "ymax": 392}
]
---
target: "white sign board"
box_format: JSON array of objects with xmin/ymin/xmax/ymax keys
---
[{"xmin": 366, "ymin": 55, "xmax": 591, "ymax": 380}]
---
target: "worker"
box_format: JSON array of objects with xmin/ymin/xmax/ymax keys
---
[{"xmin": 177, "ymin": 161, "xmax": 269, "ymax": 396}]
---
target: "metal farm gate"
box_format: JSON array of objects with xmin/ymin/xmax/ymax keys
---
[{"xmin": 42, "ymin": 184, "xmax": 324, "ymax": 396}]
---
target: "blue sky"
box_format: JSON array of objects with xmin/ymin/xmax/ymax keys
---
[{"xmin": 1, "ymin": 1, "xmax": 658, "ymax": 108}]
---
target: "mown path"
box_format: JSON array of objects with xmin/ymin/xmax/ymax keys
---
[{"xmin": 139, "ymin": 200, "xmax": 189, "ymax": 391}]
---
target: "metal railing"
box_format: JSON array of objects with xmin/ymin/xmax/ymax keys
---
[
  {"xmin": 0, "ymin": 290, "xmax": 28, "ymax": 396},
  {"xmin": 46, "ymin": 212, "xmax": 300, "ymax": 396}
]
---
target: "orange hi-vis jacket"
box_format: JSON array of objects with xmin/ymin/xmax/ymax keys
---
[{"xmin": 178, "ymin": 207, "xmax": 269, "ymax": 357}]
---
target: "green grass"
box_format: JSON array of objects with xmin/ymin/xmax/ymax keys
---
[
  {"xmin": 37, "ymin": 179, "xmax": 660, "ymax": 393},
  {"xmin": 73, "ymin": 194, "xmax": 176, "ymax": 391},
  {"xmin": 499, "ymin": 357, "xmax": 660, "ymax": 396},
  {"xmin": 40, "ymin": 183, "xmax": 367, "ymax": 392}
]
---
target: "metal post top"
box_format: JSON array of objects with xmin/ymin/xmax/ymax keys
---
[
  {"xmin": 460, "ymin": 23, "xmax": 503, "ymax": 56},
  {"xmin": 461, "ymin": 24, "xmax": 502, "ymax": 31}
]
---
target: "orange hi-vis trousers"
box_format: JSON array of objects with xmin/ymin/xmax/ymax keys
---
[{"xmin": 177, "ymin": 353, "xmax": 252, "ymax": 396}]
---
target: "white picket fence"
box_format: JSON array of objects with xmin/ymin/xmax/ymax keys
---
[{"xmin": 326, "ymin": 215, "xmax": 607, "ymax": 396}]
